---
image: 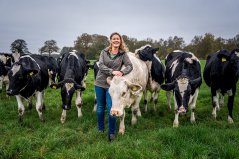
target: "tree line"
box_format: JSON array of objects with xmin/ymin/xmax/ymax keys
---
[{"xmin": 7, "ymin": 33, "xmax": 239, "ymax": 60}]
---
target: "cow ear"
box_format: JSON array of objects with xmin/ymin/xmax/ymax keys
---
[
  {"xmin": 189, "ymin": 77, "xmax": 202, "ymax": 87},
  {"xmin": 74, "ymin": 83, "xmax": 85, "ymax": 91},
  {"xmin": 50, "ymin": 80, "xmax": 64, "ymax": 89},
  {"xmin": 128, "ymin": 83, "xmax": 142, "ymax": 96},
  {"xmin": 217, "ymin": 50, "xmax": 230, "ymax": 62},
  {"xmin": 106, "ymin": 77, "xmax": 112, "ymax": 85},
  {"xmin": 161, "ymin": 82, "xmax": 175, "ymax": 91},
  {"xmin": 50, "ymin": 83, "xmax": 60, "ymax": 89},
  {"xmin": 27, "ymin": 69, "xmax": 38, "ymax": 77}
]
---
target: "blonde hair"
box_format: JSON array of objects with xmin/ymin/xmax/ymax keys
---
[{"xmin": 108, "ymin": 32, "xmax": 129, "ymax": 52}]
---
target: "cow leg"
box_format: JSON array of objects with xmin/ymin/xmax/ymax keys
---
[
  {"xmin": 93, "ymin": 94, "xmax": 97, "ymax": 112},
  {"xmin": 131, "ymin": 96, "xmax": 142, "ymax": 125},
  {"xmin": 166, "ymin": 91, "xmax": 172, "ymax": 111},
  {"xmin": 16, "ymin": 95, "xmax": 25, "ymax": 122},
  {"xmin": 173, "ymin": 110, "xmax": 179, "ymax": 128},
  {"xmin": 60, "ymin": 110, "xmax": 66, "ymax": 123},
  {"xmin": 190, "ymin": 89, "xmax": 199, "ymax": 123},
  {"xmin": 28, "ymin": 97, "xmax": 33, "ymax": 110},
  {"xmin": 227, "ymin": 87, "xmax": 235, "ymax": 124},
  {"xmin": 173, "ymin": 95, "xmax": 179, "ymax": 127},
  {"xmin": 35, "ymin": 91, "xmax": 44, "ymax": 121},
  {"xmin": 219, "ymin": 93, "xmax": 224, "ymax": 108},
  {"xmin": 119, "ymin": 110, "xmax": 126, "ymax": 134},
  {"xmin": 211, "ymin": 87, "xmax": 219, "ymax": 119},
  {"xmin": 153, "ymin": 89, "xmax": 160, "ymax": 112},
  {"xmin": 76, "ymin": 90, "xmax": 83, "ymax": 117},
  {"xmin": 150, "ymin": 92, "xmax": 154, "ymax": 102},
  {"xmin": 143, "ymin": 90, "xmax": 148, "ymax": 112}
]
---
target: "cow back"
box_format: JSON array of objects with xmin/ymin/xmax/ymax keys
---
[
  {"xmin": 165, "ymin": 51, "xmax": 201, "ymax": 83},
  {"xmin": 59, "ymin": 52, "xmax": 86, "ymax": 84},
  {"xmin": 122, "ymin": 52, "xmax": 148, "ymax": 89}
]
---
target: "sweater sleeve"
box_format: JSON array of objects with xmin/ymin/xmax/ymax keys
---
[
  {"xmin": 121, "ymin": 53, "xmax": 133, "ymax": 75},
  {"xmin": 98, "ymin": 50, "xmax": 113, "ymax": 76}
]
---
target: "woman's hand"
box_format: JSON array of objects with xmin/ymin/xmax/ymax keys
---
[{"xmin": 112, "ymin": 71, "xmax": 123, "ymax": 76}]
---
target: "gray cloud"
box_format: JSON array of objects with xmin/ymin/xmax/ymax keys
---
[{"xmin": 0, "ymin": 0, "xmax": 238, "ymax": 53}]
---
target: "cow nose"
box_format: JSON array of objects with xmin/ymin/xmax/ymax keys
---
[
  {"xmin": 178, "ymin": 106, "xmax": 187, "ymax": 114},
  {"xmin": 6, "ymin": 89, "xmax": 13, "ymax": 96},
  {"xmin": 111, "ymin": 110, "xmax": 120, "ymax": 116}
]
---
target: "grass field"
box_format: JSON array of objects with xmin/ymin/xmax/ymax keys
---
[{"xmin": 0, "ymin": 60, "xmax": 239, "ymax": 159}]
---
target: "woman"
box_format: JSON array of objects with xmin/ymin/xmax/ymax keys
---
[{"xmin": 94, "ymin": 32, "xmax": 133, "ymax": 142}]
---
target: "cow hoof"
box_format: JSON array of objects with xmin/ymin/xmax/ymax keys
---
[
  {"xmin": 137, "ymin": 110, "xmax": 141, "ymax": 117},
  {"xmin": 190, "ymin": 119, "xmax": 196, "ymax": 124},
  {"xmin": 228, "ymin": 116, "xmax": 234, "ymax": 124},
  {"xmin": 131, "ymin": 119, "xmax": 137, "ymax": 125},
  {"xmin": 173, "ymin": 122, "xmax": 178, "ymax": 128},
  {"xmin": 18, "ymin": 116, "xmax": 23, "ymax": 123},
  {"xmin": 173, "ymin": 124, "xmax": 178, "ymax": 128},
  {"xmin": 60, "ymin": 117, "xmax": 65, "ymax": 124},
  {"xmin": 144, "ymin": 108, "xmax": 147, "ymax": 112},
  {"xmin": 119, "ymin": 128, "xmax": 125, "ymax": 134},
  {"xmin": 40, "ymin": 116, "xmax": 45, "ymax": 122},
  {"xmin": 212, "ymin": 113, "xmax": 217, "ymax": 119},
  {"xmin": 78, "ymin": 113, "xmax": 83, "ymax": 118}
]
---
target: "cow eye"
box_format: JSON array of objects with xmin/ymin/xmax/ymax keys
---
[{"xmin": 122, "ymin": 92, "xmax": 126, "ymax": 97}]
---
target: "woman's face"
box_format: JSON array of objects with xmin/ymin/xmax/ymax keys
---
[{"xmin": 111, "ymin": 34, "xmax": 121, "ymax": 48}]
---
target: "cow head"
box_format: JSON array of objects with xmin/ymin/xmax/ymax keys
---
[
  {"xmin": 107, "ymin": 76, "xmax": 142, "ymax": 117},
  {"xmin": 135, "ymin": 45, "xmax": 159, "ymax": 61},
  {"xmin": 50, "ymin": 78, "xmax": 85, "ymax": 110},
  {"xmin": 7, "ymin": 62, "xmax": 38, "ymax": 96},
  {"xmin": 161, "ymin": 76, "xmax": 201, "ymax": 114}
]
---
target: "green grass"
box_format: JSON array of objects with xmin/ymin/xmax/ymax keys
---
[{"xmin": 0, "ymin": 60, "xmax": 239, "ymax": 158}]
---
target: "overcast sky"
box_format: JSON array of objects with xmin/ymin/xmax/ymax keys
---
[{"xmin": 1, "ymin": 0, "xmax": 238, "ymax": 53}]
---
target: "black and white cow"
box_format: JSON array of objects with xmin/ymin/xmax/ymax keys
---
[
  {"xmin": 0, "ymin": 53, "xmax": 13, "ymax": 92},
  {"xmin": 203, "ymin": 49, "xmax": 239, "ymax": 123},
  {"xmin": 135, "ymin": 45, "xmax": 165, "ymax": 112},
  {"xmin": 50, "ymin": 51, "xmax": 87, "ymax": 123},
  {"xmin": 161, "ymin": 50, "xmax": 202, "ymax": 127},
  {"xmin": 6, "ymin": 54, "xmax": 59, "ymax": 121}
]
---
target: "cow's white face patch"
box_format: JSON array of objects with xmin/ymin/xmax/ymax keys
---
[
  {"xmin": 177, "ymin": 78, "xmax": 189, "ymax": 97},
  {"xmin": 65, "ymin": 83, "xmax": 74, "ymax": 94},
  {"xmin": 12, "ymin": 65, "xmax": 21, "ymax": 76}
]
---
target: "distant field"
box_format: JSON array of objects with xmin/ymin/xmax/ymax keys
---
[{"xmin": 0, "ymin": 60, "xmax": 239, "ymax": 159}]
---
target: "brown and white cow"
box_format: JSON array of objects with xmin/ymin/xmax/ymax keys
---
[{"xmin": 107, "ymin": 52, "xmax": 149, "ymax": 134}]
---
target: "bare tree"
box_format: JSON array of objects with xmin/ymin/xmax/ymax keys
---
[
  {"xmin": 10, "ymin": 39, "xmax": 29, "ymax": 54},
  {"xmin": 39, "ymin": 40, "xmax": 60, "ymax": 56}
]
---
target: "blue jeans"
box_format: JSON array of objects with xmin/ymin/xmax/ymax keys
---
[{"xmin": 95, "ymin": 85, "xmax": 116, "ymax": 135}]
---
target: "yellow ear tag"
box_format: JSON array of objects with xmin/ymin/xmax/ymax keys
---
[
  {"xmin": 52, "ymin": 85, "xmax": 57, "ymax": 89},
  {"xmin": 29, "ymin": 72, "xmax": 34, "ymax": 76},
  {"xmin": 132, "ymin": 86, "xmax": 138, "ymax": 91},
  {"xmin": 221, "ymin": 57, "xmax": 226, "ymax": 62}
]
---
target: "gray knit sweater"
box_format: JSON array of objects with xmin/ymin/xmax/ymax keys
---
[{"xmin": 94, "ymin": 48, "xmax": 133, "ymax": 88}]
